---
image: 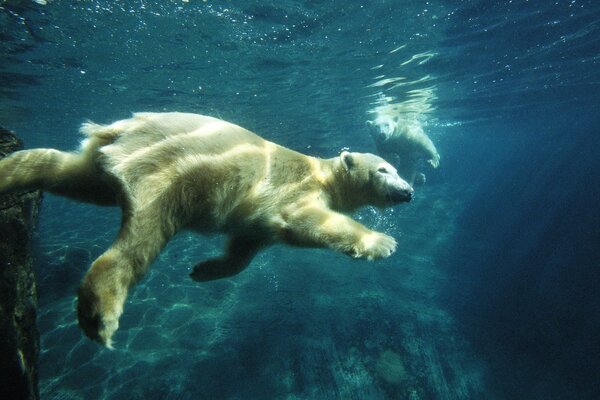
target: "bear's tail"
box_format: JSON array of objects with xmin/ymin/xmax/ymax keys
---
[
  {"xmin": 79, "ymin": 113, "xmax": 152, "ymax": 142},
  {"xmin": 80, "ymin": 121, "xmax": 121, "ymax": 141}
]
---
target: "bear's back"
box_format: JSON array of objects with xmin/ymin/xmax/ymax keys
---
[
  {"xmin": 101, "ymin": 112, "xmax": 265, "ymax": 160},
  {"xmin": 94, "ymin": 113, "xmax": 266, "ymax": 190},
  {"xmin": 90, "ymin": 113, "xmax": 317, "ymax": 223}
]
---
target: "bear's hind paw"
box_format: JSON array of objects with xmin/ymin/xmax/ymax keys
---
[{"xmin": 77, "ymin": 286, "xmax": 121, "ymax": 349}]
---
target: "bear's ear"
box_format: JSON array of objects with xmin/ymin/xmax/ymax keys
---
[
  {"xmin": 366, "ymin": 120, "xmax": 374, "ymax": 127},
  {"xmin": 340, "ymin": 151, "xmax": 355, "ymax": 170}
]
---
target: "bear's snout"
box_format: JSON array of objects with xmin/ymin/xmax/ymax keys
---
[
  {"xmin": 388, "ymin": 183, "xmax": 413, "ymax": 203},
  {"xmin": 395, "ymin": 188, "xmax": 413, "ymax": 202}
]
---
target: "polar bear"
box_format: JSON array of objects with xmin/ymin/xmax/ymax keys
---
[
  {"xmin": 0, "ymin": 112, "xmax": 413, "ymax": 347},
  {"xmin": 367, "ymin": 113, "xmax": 440, "ymax": 186}
]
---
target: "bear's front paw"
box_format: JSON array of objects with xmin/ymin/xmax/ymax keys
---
[
  {"xmin": 351, "ymin": 232, "xmax": 397, "ymax": 260},
  {"xmin": 77, "ymin": 282, "xmax": 122, "ymax": 349},
  {"xmin": 428, "ymin": 153, "xmax": 440, "ymax": 168}
]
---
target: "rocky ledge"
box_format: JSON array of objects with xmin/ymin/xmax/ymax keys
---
[{"xmin": 0, "ymin": 127, "xmax": 42, "ymax": 400}]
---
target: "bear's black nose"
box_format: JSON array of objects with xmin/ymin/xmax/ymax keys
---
[{"xmin": 389, "ymin": 188, "xmax": 413, "ymax": 203}]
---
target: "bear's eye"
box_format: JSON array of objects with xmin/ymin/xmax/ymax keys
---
[{"xmin": 377, "ymin": 167, "xmax": 388, "ymax": 174}]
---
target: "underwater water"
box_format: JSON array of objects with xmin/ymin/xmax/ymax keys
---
[{"xmin": 1, "ymin": 0, "xmax": 600, "ymax": 399}]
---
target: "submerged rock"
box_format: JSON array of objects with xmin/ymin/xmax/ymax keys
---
[
  {"xmin": 0, "ymin": 126, "xmax": 42, "ymax": 400},
  {"xmin": 376, "ymin": 349, "xmax": 407, "ymax": 385}
]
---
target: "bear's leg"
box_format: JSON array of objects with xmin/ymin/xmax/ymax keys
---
[
  {"xmin": 77, "ymin": 207, "xmax": 174, "ymax": 347},
  {"xmin": 0, "ymin": 148, "xmax": 116, "ymax": 205},
  {"xmin": 190, "ymin": 236, "xmax": 263, "ymax": 282},
  {"xmin": 396, "ymin": 161, "xmax": 418, "ymax": 187},
  {"xmin": 0, "ymin": 148, "xmax": 80, "ymax": 193},
  {"xmin": 284, "ymin": 206, "xmax": 397, "ymax": 260},
  {"xmin": 414, "ymin": 172, "xmax": 427, "ymax": 186}
]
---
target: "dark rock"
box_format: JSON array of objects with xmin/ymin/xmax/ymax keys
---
[{"xmin": 0, "ymin": 126, "xmax": 42, "ymax": 400}]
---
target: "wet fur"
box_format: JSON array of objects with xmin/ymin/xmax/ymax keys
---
[
  {"xmin": 0, "ymin": 112, "xmax": 413, "ymax": 347},
  {"xmin": 367, "ymin": 115, "xmax": 440, "ymax": 185}
]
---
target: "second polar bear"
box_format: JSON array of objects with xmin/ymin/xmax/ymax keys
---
[{"xmin": 367, "ymin": 114, "xmax": 440, "ymax": 186}]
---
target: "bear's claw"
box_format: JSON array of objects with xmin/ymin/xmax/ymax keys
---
[
  {"xmin": 77, "ymin": 285, "xmax": 120, "ymax": 349},
  {"xmin": 428, "ymin": 153, "xmax": 441, "ymax": 168}
]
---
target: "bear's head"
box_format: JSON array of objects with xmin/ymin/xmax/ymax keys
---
[
  {"xmin": 337, "ymin": 151, "xmax": 413, "ymax": 209},
  {"xmin": 366, "ymin": 115, "xmax": 397, "ymax": 144}
]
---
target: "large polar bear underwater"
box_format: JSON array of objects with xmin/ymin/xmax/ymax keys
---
[{"xmin": 0, "ymin": 112, "xmax": 413, "ymax": 347}]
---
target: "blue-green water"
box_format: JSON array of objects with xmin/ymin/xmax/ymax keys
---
[{"xmin": 2, "ymin": 1, "xmax": 599, "ymax": 399}]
